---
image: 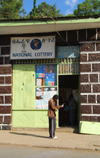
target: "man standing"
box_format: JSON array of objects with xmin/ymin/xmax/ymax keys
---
[{"xmin": 48, "ymin": 95, "xmax": 63, "ymax": 139}]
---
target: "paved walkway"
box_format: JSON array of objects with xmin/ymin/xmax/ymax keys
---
[{"xmin": 0, "ymin": 129, "xmax": 100, "ymax": 151}]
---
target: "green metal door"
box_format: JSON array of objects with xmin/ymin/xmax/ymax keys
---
[
  {"xmin": 12, "ymin": 65, "xmax": 35, "ymax": 110},
  {"xmin": 12, "ymin": 64, "xmax": 36, "ymax": 127}
]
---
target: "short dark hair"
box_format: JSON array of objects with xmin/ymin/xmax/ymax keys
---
[{"xmin": 53, "ymin": 95, "xmax": 59, "ymax": 99}]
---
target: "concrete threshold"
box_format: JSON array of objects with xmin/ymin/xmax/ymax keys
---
[{"xmin": 11, "ymin": 126, "xmax": 79, "ymax": 133}]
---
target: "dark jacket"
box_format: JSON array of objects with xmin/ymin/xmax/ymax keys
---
[{"xmin": 48, "ymin": 98, "xmax": 61, "ymax": 117}]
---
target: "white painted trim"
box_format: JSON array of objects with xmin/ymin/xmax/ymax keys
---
[
  {"xmin": 80, "ymin": 72, "xmax": 100, "ymax": 74},
  {"xmin": 80, "ymin": 61, "xmax": 100, "ymax": 64},
  {"xmin": 0, "ymin": 84, "xmax": 12, "ymax": 86},
  {"xmin": 87, "ymin": 53, "xmax": 88, "ymax": 61},
  {"xmin": 81, "ymin": 103, "xmax": 100, "ymax": 105},
  {"xmin": 91, "ymin": 105, "xmax": 93, "ymax": 114},
  {"xmin": 0, "ymin": 94, "xmax": 12, "ymax": 96},
  {"xmin": 81, "ymin": 93, "xmax": 100, "ymax": 95},
  {"xmin": 96, "ymin": 94, "xmax": 97, "ymax": 104},
  {"xmin": 80, "ymin": 51, "xmax": 100, "ymax": 54},
  {"xmin": 95, "ymin": 42, "xmax": 96, "ymax": 51},
  {"xmin": 0, "ymin": 114, "xmax": 11, "ymax": 116},
  {"xmin": 0, "ymin": 64, "xmax": 12, "ymax": 67},
  {"xmin": 91, "ymin": 84, "xmax": 93, "ymax": 93},
  {"xmin": 0, "ymin": 55, "xmax": 10, "ymax": 57},
  {"xmin": 0, "ymin": 104, "xmax": 11, "ymax": 106},
  {"xmin": 0, "ymin": 74, "xmax": 12, "ymax": 77},
  {"xmin": 81, "ymin": 83, "xmax": 100, "ymax": 85},
  {"xmin": 96, "ymin": 29, "xmax": 98, "ymax": 40},
  {"xmin": 0, "ymin": 124, "xmax": 11, "ymax": 126},
  {"xmin": 81, "ymin": 114, "xmax": 100, "ymax": 116}
]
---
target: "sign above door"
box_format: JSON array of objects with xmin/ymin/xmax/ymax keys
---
[{"xmin": 10, "ymin": 36, "xmax": 55, "ymax": 60}]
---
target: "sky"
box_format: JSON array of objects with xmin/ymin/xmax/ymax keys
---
[{"xmin": 23, "ymin": 0, "xmax": 85, "ymax": 16}]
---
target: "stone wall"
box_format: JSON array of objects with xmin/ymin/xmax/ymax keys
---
[
  {"xmin": 0, "ymin": 45, "xmax": 12, "ymax": 130},
  {"xmin": 80, "ymin": 29, "xmax": 100, "ymax": 122}
]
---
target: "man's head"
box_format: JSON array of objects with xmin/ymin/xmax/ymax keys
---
[{"xmin": 53, "ymin": 95, "xmax": 59, "ymax": 101}]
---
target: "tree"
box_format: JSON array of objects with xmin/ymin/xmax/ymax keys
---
[
  {"xmin": 29, "ymin": 2, "xmax": 63, "ymax": 18},
  {"xmin": 0, "ymin": 0, "xmax": 23, "ymax": 19},
  {"xmin": 74, "ymin": 0, "xmax": 100, "ymax": 16}
]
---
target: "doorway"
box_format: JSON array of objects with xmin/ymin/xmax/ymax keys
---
[{"xmin": 59, "ymin": 75, "xmax": 79, "ymax": 127}]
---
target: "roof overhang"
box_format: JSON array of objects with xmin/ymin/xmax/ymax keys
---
[{"xmin": 0, "ymin": 17, "xmax": 100, "ymax": 35}]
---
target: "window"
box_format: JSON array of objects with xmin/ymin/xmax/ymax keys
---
[{"xmin": 35, "ymin": 64, "xmax": 57, "ymax": 109}]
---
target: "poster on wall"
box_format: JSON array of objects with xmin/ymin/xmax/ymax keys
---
[
  {"xmin": 36, "ymin": 65, "xmax": 45, "ymax": 78},
  {"xmin": 35, "ymin": 87, "xmax": 57, "ymax": 109},
  {"xmin": 45, "ymin": 73, "xmax": 55, "ymax": 86},
  {"xmin": 36, "ymin": 65, "xmax": 57, "ymax": 86},
  {"xmin": 57, "ymin": 46, "xmax": 79, "ymax": 58},
  {"xmin": 10, "ymin": 36, "xmax": 55, "ymax": 60}
]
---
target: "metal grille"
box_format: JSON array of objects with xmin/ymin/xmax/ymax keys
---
[
  {"xmin": 58, "ymin": 58, "xmax": 80, "ymax": 75},
  {"xmin": 13, "ymin": 58, "xmax": 80, "ymax": 75},
  {"xmin": 13, "ymin": 58, "xmax": 57, "ymax": 64}
]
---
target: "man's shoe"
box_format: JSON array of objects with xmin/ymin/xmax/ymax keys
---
[{"xmin": 53, "ymin": 136, "xmax": 57, "ymax": 139}]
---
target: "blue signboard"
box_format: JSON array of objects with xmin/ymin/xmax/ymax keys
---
[{"xmin": 57, "ymin": 46, "xmax": 79, "ymax": 58}]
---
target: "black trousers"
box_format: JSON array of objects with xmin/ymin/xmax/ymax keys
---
[{"xmin": 49, "ymin": 117, "xmax": 56, "ymax": 138}]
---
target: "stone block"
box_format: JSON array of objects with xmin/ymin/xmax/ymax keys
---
[
  {"xmin": 0, "ymin": 86, "xmax": 11, "ymax": 94},
  {"xmin": 80, "ymin": 54, "xmax": 87, "ymax": 62},
  {"xmin": 93, "ymin": 84, "xmax": 100, "ymax": 93},
  {"xmin": 93, "ymin": 105, "xmax": 100, "ymax": 114},
  {"xmin": 0, "ymin": 66, "xmax": 12, "ymax": 74},
  {"xmin": 80, "ymin": 95, "xmax": 87, "ymax": 103},
  {"xmin": 97, "ymin": 95, "xmax": 100, "ymax": 103},
  {"xmin": 80, "ymin": 43, "xmax": 95, "ymax": 52},
  {"xmin": 5, "ymin": 96, "xmax": 11, "ymax": 104},
  {"xmin": 80, "ymin": 74, "xmax": 88, "ymax": 82},
  {"xmin": 0, "ymin": 96, "xmax": 3, "ymax": 103},
  {"xmin": 0, "ymin": 116, "xmax": 3, "ymax": 124},
  {"xmin": 0, "ymin": 106, "xmax": 11, "ymax": 114},
  {"xmin": 88, "ymin": 95, "xmax": 95, "ymax": 103},
  {"xmin": 80, "ymin": 64, "xmax": 91, "ymax": 72},
  {"xmin": 96, "ymin": 43, "xmax": 100, "ymax": 51},
  {"xmin": 5, "ymin": 76, "xmax": 12, "ymax": 84},
  {"xmin": 92, "ymin": 63, "xmax": 100, "ymax": 72},
  {"xmin": 80, "ymin": 84, "xmax": 91, "ymax": 93},
  {"xmin": 4, "ymin": 116, "xmax": 11, "ymax": 124},
  {"xmin": 90, "ymin": 74, "xmax": 98, "ymax": 82},
  {"xmin": 81, "ymin": 105, "xmax": 91, "ymax": 114},
  {"xmin": 0, "ymin": 77, "xmax": 4, "ymax": 84},
  {"xmin": 89, "ymin": 53, "xmax": 100, "ymax": 61}
]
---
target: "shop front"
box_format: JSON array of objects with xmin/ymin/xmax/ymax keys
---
[{"xmin": 11, "ymin": 36, "xmax": 80, "ymax": 128}]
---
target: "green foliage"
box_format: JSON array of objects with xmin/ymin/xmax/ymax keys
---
[
  {"xmin": 74, "ymin": 0, "xmax": 100, "ymax": 16},
  {"xmin": 66, "ymin": 14, "xmax": 76, "ymax": 17},
  {"xmin": 0, "ymin": 0, "xmax": 23, "ymax": 19},
  {"xmin": 30, "ymin": 2, "xmax": 63, "ymax": 18}
]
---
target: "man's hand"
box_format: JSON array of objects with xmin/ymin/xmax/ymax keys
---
[{"xmin": 61, "ymin": 104, "xmax": 64, "ymax": 107}]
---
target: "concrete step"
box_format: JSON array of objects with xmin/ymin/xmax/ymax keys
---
[{"xmin": 11, "ymin": 126, "xmax": 79, "ymax": 133}]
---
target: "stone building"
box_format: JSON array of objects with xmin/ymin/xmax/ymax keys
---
[{"xmin": 0, "ymin": 17, "xmax": 100, "ymax": 134}]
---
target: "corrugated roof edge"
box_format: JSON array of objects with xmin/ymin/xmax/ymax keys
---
[{"xmin": 0, "ymin": 14, "xmax": 100, "ymax": 22}]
